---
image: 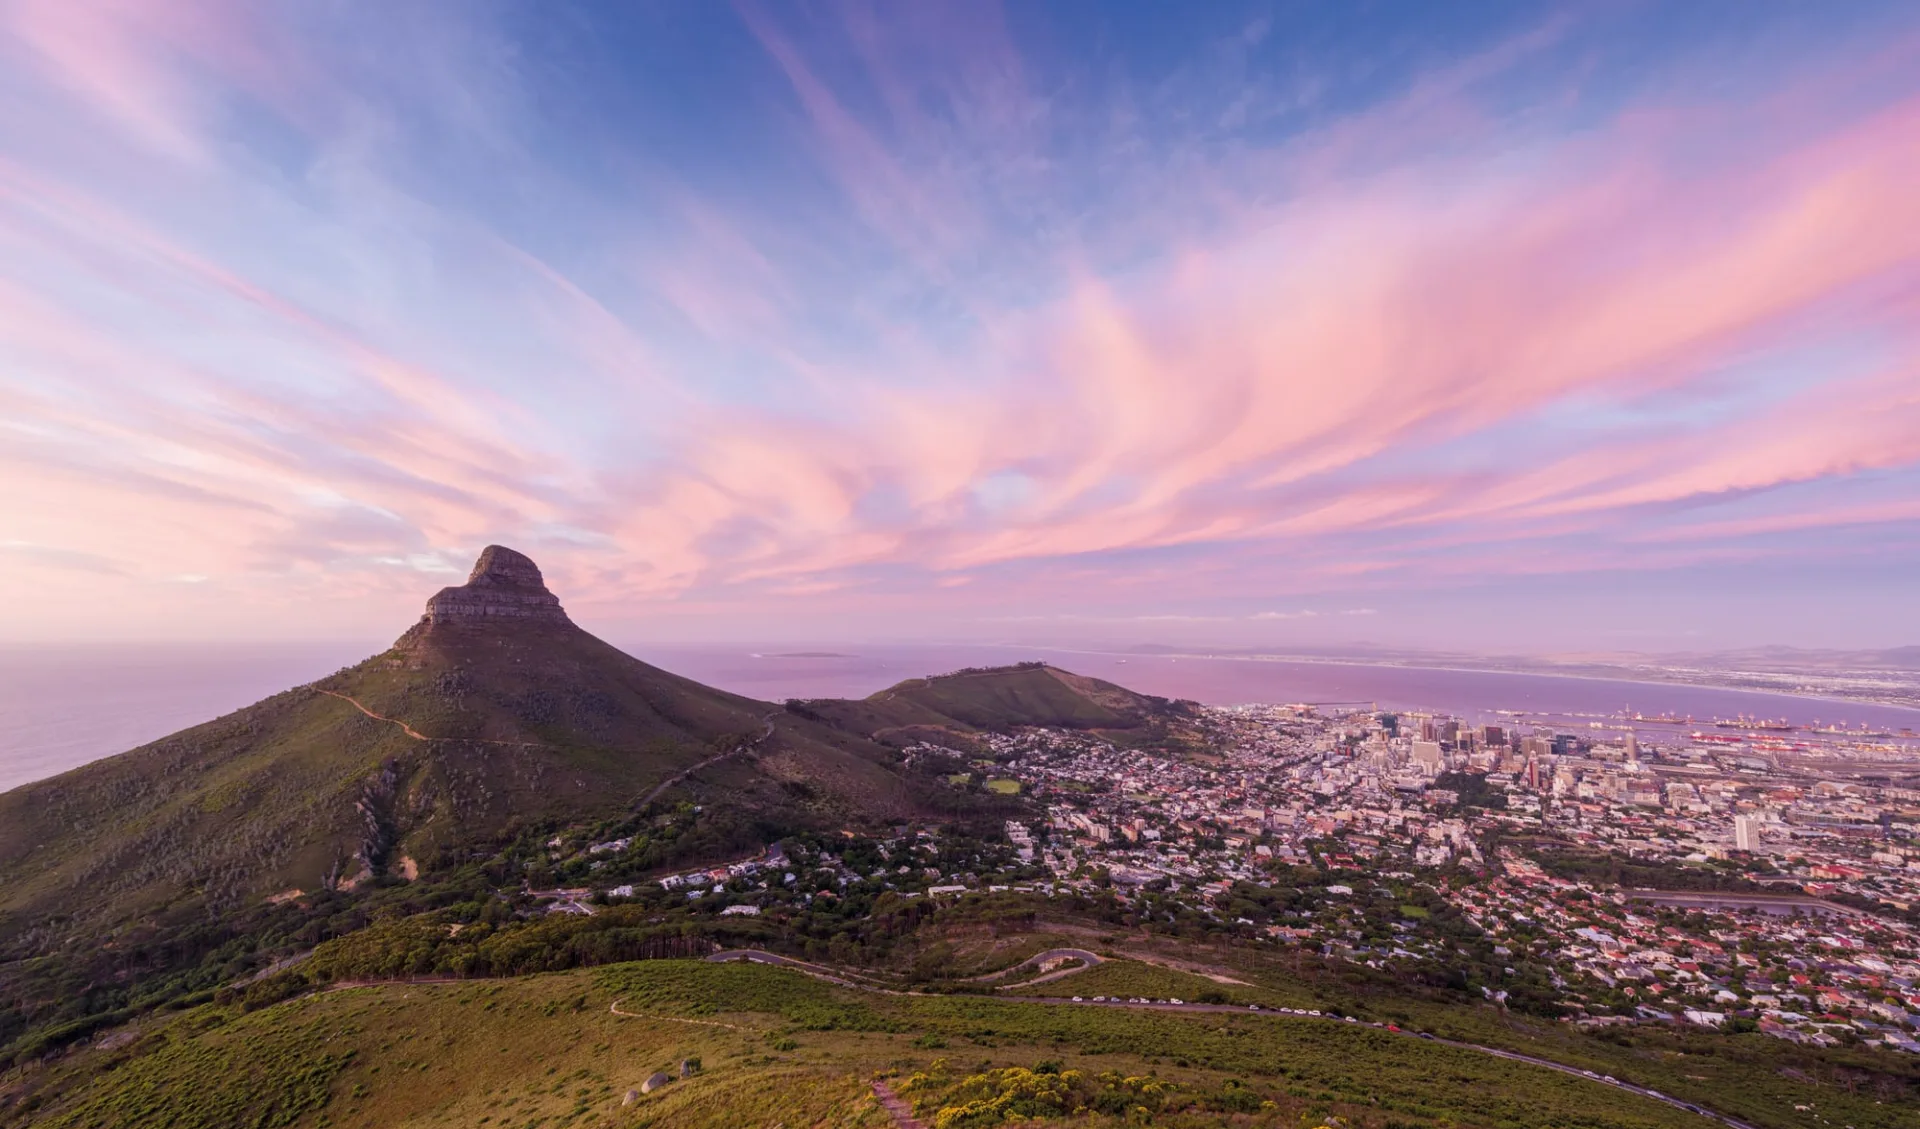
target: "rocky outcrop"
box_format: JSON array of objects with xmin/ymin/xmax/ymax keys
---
[{"xmin": 419, "ymin": 545, "xmax": 570, "ymax": 626}]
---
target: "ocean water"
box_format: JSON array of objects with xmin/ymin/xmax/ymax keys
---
[
  {"xmin": 4, "ymin": 641, "xmax": 1918, "ymax": 793},
  {"xmin": 0, "ymin": 643, "xmax": 376, "ymax": 792},
  {"xmin": 636, "ymin": 644, "xmax": 1920, "ymax": 735}
]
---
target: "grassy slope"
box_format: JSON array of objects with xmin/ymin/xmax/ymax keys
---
[
  {"xmin": 259, "ymin": 894, "xmax": 1912, "ymax": 1129},
  {"xmin": 1, "ymin": 968, "xmax": 885, "ymax": 1129},
  {"xmin": 3, "ymin": 960, "xmax": 1736, "ymax": 1129},
  {"xmin": 0, "ymin": 660, "xmax": 1167, "ymax": 942},
  {"xmin": 0, "ymin": 656, "xmax": 1163, "ymax": 1067},
  {"xmin": 1015, "ymin": 950, "xmax": 1920, "ymax": 1129},
  {"xmin": 0, "ymin": 685, "xmax": 405, "ymax": 932},
  {"xmin": 722, "ymin": 904, "xmax": 1920, "ymax": 1129},
  {"xmin": 0, "ymin": 621, "xmax": 916, "ymax": 943},
  {"xmin": 793, "ymin": 664, "xmax": 1201, "ymax": 751},
  {"xmin": 882, "ymin": 666, "xmax": 1141, "ymax": 730}
]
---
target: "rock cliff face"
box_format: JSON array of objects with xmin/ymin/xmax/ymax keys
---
[{"xmin": 419, "ymin": 545, "xmax": 570, "ymax": 626}]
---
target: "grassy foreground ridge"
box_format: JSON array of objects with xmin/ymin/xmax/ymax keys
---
[{"xmin": 3, "ymin": 957, "xmax": 1769, "ymax": 1129}]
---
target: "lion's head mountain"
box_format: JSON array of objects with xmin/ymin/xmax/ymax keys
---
[{"xmin": 0, "ymin": 547, "xmax": 1191, "ymax": 938}]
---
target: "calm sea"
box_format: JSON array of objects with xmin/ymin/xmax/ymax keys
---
[{"xmin": 4, "ymin": 641, "xmax": 1917, "ymax": 792}]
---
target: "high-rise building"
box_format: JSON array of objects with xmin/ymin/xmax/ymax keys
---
[
  {"xmin": 1734, "ymin": 814, "xmax": 1762, "ymax": 852},
  {"xmin": 1411, "ymin": 740, "xmax": 1444, "ymax": 775}
]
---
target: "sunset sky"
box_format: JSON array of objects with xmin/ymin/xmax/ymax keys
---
[{"xmin": 2, "ymin": 1, "xmax": 1918, "ymax": 650}]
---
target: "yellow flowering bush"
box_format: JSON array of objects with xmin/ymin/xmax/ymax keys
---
[
  {"xmin": 897, "ymin": 1058, "xmax": 1279, "ymax": 1125},
  {"xmin": 924, "ymin": 1066, "xmax": 1084, "ymax": 1127}
]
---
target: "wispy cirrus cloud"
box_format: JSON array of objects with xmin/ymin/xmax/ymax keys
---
[{"xmin": 1, "ymin": 2, "xmax": 1917, "ymax": 645}]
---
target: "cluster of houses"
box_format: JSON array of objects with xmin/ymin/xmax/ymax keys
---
[
  {"xmin": 649, "ymin": 842, "xmax": 790, "ymax": 898},
  {"xmin": 520, "ymin": 697, "xmax": 1917, "ymax": 1059},
  {"xmin": 1454, "ymin": 852, "xmax": 1920, "ymax": 1053}
]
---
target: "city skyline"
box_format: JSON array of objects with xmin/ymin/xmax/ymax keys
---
[{"xmin": 4, "ymin": 1, "xmax": 1920, "ymax": 648}]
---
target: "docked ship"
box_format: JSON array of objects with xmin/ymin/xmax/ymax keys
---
[
  {"xmin": 1713, "ymin": 716, "xmax": 1796, "ymax": 732},
  {"xmin": 1808, "ymin": 722, "xmax": 1894, "ymax": 738}
]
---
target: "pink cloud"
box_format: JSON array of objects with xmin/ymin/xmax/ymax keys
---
[
  {"xmin": 4, "ymin": 4, "xmax": 1920, "ymax": 640},
  {"xmin": 613, "ymin": 83, "xmax": 1920, "ymax": 588}
]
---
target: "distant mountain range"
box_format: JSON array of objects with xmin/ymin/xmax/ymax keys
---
[
  {"xmin": 1127, "ymin": 641, "xmax": 1920, "ymax": 671},
  {"xmin": 1119, "ymin": 641, "xmax": 1920, "ymax": 711},
  {"xmin": 1660, "ymin": 645, "xmax": 1920, "ymax": 672}
]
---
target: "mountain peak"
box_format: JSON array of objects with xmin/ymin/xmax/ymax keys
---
[{"xmin": 419, "ymin": 544, "xmax": 570, "ymax": 627}]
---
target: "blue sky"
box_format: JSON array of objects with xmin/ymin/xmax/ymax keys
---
[{"xmin": 2, "ymin": 1, "xmax": 1918, "ymax": 650}]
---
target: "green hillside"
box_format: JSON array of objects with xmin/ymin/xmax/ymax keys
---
[
  {"xmin": 0, "ymin": 550, "xmax": 1199, "ymax": 1070},
  {"xmin": 789, "ymin": 662, "xmax": 1203, "ymax": 751},
  {"xmin": 1, "ymin": 958, "xmax": 1745, "ymax": 1129},
  {"xmin": 10, "ymin": 871, "xmax": 1911, "ymax": 1129},
  {"xmin": 12, "ymin": 552, "xmax": 1903, "ymax": 1127},
  {"xmin": 0, "ymin": 614, "xmax": 909, "ymax": 942}
]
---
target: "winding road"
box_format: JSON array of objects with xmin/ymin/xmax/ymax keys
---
[
  {"xmin": 959, "ymin": 947, "xmax": 1104, "ymax": 989},
  {"xmin": 699, "ymin": 949, "xmax": 1761, "ymax": 1129},
  {"xmin": 315, "ymin": 688, "xmax": 550, "ymax": 747},
  {"xmin": 608, "ymin": 998, "xmax": 750, "ymax": 1030},
  {"xmin": 707, "ymin": 946, "xmax": 1104, "ymax": 992},
  {"xmin": 705, "ymin": 949, "xmax": 896, "ymax": 991},
  {"xmin": 634, "ymin": 714, "xmax": 780, "ymax": 810},
  {"xmin": 318, "ymin": 688, "xmax": 432, "ymax": 740}
]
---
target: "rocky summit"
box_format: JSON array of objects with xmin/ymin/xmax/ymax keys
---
[{"xmin": 420, "ymin": 545, "xmax": 570, "ymax": 626}]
